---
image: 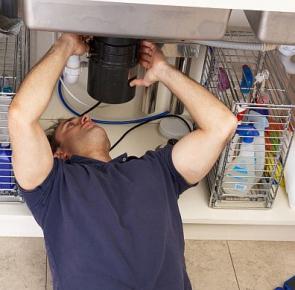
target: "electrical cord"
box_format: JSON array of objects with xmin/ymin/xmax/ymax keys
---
[
  {"xmin": 57, "ymin": 78, "xmax": 171, "ymax": 124},
  {"xmin": 80, "ymin": 101, "xmax": 102, "ymax": 116},
  {"xmin": 110, "ymin": 114, "xmax": 192, "ymax": 151},
  {"xmin": 57, "ymin": 78, "xmax": 193, "ymax": 150}
]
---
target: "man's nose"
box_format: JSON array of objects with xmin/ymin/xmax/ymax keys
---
[{"xmin": 80, "ymin": 114, "xmax": 91, "ymax": 124}]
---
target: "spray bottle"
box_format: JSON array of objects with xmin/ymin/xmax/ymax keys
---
[
  {"xmin": 247, "ymin": 109, "xmax": 269, "ymax": 184},
  {"xmin": 222, "ymin": 124, "xmax": 259, "ymax": 195}
]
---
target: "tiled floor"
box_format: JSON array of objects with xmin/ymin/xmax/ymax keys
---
[
  {"xmin": 1, "ymin": 238, "xmax": 295, "ymax": 290},
  {"xmin": 184, "ymin": 240, "xmax": 295, "ymax": 290},
  {"xmin": 0, "ymin": 238, "xmax": 46, "ymax": 290}
]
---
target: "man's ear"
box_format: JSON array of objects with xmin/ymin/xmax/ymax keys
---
[{"xmin": 53, "ymin": 148, "xmax": 69, "ymax": 160}]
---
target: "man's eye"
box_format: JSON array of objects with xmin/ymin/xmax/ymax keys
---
[{"xmin": 67, "ymin": 122, "xmax": 74, "ymax": 128}]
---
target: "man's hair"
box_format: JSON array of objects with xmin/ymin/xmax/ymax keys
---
[{"xmin": 45, "ymin": 119, "xmax": 64, "ymax": 154}]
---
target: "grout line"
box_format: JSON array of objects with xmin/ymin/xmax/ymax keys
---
[
  {"xmin": 226, "ymin": 241, "xmax": 241, "ymax": 290},
  {"xmin": 45, "ymin": 255, "xmax": 48, "ymax": 290}
]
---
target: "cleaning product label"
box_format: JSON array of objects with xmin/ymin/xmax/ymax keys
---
[
  {"xmin": 232, "ymin": 165, "xmax": 248, "ymax": 175},
  {"xmin": 234, "ymin": 183, "xmax": 247, "ymax": 192}
]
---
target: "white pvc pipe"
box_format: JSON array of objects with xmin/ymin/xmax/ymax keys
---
[{"xmin": 63, "ymin": 55, "xmax": 81, "ymax": 84}]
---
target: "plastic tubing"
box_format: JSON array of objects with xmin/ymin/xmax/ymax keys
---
[
  {"xmin": 196, "ymin": 41, "xmax": 278, "ymax": 52},
  {"xmin": 59, "ymin": 77, "xmax": 93, "ymax": 107},
  {"xmin": 57, "ymin": 79, "xmax": 170, "ymax": 125}
]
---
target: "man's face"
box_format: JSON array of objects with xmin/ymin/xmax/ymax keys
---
[{"xmin": 54, "ymin": 115, "xmax": 110, "ymax": 158}]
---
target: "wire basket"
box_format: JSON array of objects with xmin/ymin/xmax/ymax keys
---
[
  {"xmin": 201, "ymin": 33, "xmax": 295, "ymax": 209},
  {"xmin": 0, "ymin": 25, "xmax": 28, "ymax": 202}
]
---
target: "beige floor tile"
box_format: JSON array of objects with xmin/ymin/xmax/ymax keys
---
[
  {"xmin": 0, "ymin": 237, "xmax": 46, "ymax": 290},
  {"xmin": 46, "ymin": 257, "xmax": 53, "ymax": 290},
  {"xmin": 184, "ymin": 240, "xmax": 239, "ymax": 290},
  {"xmin": 228, "ymin": 241, "xmax": 295, "ymax": 290}
]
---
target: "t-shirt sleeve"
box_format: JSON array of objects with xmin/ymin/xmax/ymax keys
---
[
  {"xmin": 146, "ymin": 144, "xmax": 197, "ymax": 198},
  {"xmin": 18, "ymin": 158, "xmax": 61, "ymax": 228}
]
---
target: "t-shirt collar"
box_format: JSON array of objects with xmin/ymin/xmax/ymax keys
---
[{"xmin": 67, "ymin": 153, "xmax": 128, "ymax": 166}]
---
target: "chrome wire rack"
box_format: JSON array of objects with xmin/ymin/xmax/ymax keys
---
[
  {"xmin": 0, "ymin": 25, "xmax": 29, "ymax": 202},
  {"xmin": 201, "ymin": 32, "xmax": 295, "ymax": 209}
]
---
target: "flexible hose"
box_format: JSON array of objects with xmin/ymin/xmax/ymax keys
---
[
  {"xmin": 57, "ymin": 79, "xmax": 170, "ymax": 125},
  {"xmin": 59, "ymin": 77, "xmax": 92, "ymax": 107}
]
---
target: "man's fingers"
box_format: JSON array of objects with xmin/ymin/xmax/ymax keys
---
[
  {"xmin": 139, "ymin": 59, "xmax": 151, "ymax": 69},
  {"xmin": 130, "ymin": 79, "xmax": 148, "ymax": 87},
  {"xmin": 140, "ymin": 54, "xmax": 152, "ymax": 63},
  {"xmin": 141, "ymin": 40, "xmax": 155, "ymax": 49},
  {"xmin": 140, "ymin": 47, "xmax": 153, "ymax": 56}
]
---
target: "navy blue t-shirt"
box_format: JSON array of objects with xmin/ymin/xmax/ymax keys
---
[{"xmin": 21, "ymin": 145, "xmax": 194, "ymax": 290}]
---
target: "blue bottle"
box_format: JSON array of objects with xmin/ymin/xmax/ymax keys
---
[
  {"xmin": 240, "ymin": 65, "xmax": 254, "ymax": 94},
  {"xmin": 0, "ymin": 144, "xmax": 14, "ymax": 190}
]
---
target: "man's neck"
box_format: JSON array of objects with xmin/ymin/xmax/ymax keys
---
[{"xmin": 75, "ymin": 149, "xmax": 112, "ymax": 163}]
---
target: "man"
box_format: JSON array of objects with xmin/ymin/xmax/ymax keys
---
[{"xmin": 8, "ymin": 34, "xmax": 237, "ymax": 290}]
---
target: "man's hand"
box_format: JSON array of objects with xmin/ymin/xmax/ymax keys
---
[
  {"xmin": 9, "ymin": 33, "xmax": 89, "ymax": 190},
  {"xmin": 57, "ymin": 33, "xmax": 89, "ymax": 56},
  {"xmin": 129, "ymin": 40, "xmax": 237, "ymax": 185},
  {"xmin": 130, "ymin": 41, "xmax": 168, "ymax": 87}
]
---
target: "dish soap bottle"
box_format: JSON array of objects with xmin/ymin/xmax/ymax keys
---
[{"xmin": 222, "ymin": 124, "xmax": 259, "ymax": 195}]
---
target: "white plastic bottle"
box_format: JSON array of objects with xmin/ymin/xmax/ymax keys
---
[
  {"xmin": 222, "ymin": 124, "xmax": 259, "ymax": 195},
  {"xmin": 278, "ymin": 45, "xmax": 295, "ymax": 75},
  {"xmin": 217, "ymin": 107, "xmax": 247, "ymax": 176},
  {"xmin": 285, "ymin": 136, "xmax": 295, "ymax": 209},
  {"xmin": 247, "ymin": 109, "xmax": 269, "ymax": 184}
]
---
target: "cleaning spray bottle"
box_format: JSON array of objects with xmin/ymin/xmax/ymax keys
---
[
  {"xmin": 222, "ymin": 124, "xmax": 259, "ymax": 195},
  {"xmin": 217, "ymin": 107, "xmax": 247, "ymax": 176},
  {"xmin": 247, "ymin": 109, "xmax": 269, "ymax": 184}
]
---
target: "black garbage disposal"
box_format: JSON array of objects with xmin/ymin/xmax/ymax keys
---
[{"xmin": 87, "ymin": 37, "xmax": 139, "ymax": 104}]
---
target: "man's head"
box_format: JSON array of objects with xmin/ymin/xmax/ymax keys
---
[{"xmin": 46, "ymin": 115, "xmax": 111, "ymax": 160}]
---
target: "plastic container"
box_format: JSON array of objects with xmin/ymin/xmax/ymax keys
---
[
  {"xmin": 0, "ymin": 144, "xmax": 14, "ymax": 190},
  {"xmin": 222, "ymin": 124, "xmax": 259, "ymax": 195},
  {"xmin": 278, "ymin": 45, "xmax": 295, "ymax": 75},
  {"xmin": 240, "ymin": 65, "xmax": 254, "ymax": 95},
  {"xmin": 217, "ymin": 67, "xmax": 230, "ymax": 91},
  {"xmin": 0, "ymin": 95, "xmax": 14, "ymax": 190},
  {"xmin": 247, "ymin": 109, "xmax": 269, "ymax": 184}
]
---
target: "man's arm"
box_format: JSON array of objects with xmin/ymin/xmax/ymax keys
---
[
  {"xmin": 8, "ymin": 34, "xmax": 87, "ymax": 190},
  {"xmin": 131, "ymin": 41, "xmax": 237, "ymax": 184}
]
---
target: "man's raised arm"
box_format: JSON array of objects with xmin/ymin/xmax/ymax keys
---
[
  {"xmin": 8, "ymin": 34, "xmax": 87, "ymax": 190},
  {"xmin": 131, "ymin": 41, "xmax": 238, "ymax": 184}
]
